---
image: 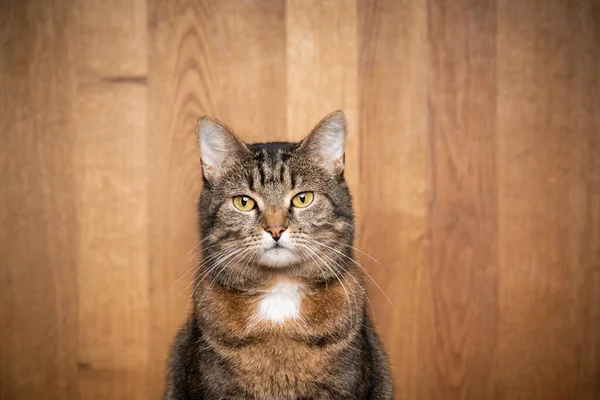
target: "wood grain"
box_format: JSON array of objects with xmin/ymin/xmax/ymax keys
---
[
  {"xmin": 69, "ymin": 1, "xmax": 149, "ymax": 399},
  {"xmin": 496, "ymin": 1, "xmax": 600, "ymax": 398},
  {"xmin": 427, "ymin": 1, "xmax": 499, "ymax": 398},
  {"xmin": 357, "ymin": 0, "xmax": 432, "ymax": 398},
  {"xmin": 0, "ymin": 2, "xmax": 79, "ymax": 398},
  {"xmin": 1, "ymin": 0, "xmax": 599, "ymax": 399},
  {"xmin": 286, "ymin": 0, "xmax": 359, "ymax": 201},
  {"xmin": 147, "ymin": 0, "xmax": 286, "ymax": 396}
]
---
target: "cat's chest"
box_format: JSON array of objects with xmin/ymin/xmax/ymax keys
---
[
  {"xmin": 197, "ymin": 277, "xmax": 362, "ymax": 397},
  {"xmin": 197, "ymin": 276, "xmax": 358, "ymax": 344},
  {"xmin": 254, "ymin": 281, "xmax": 302, "ymax": 324}
]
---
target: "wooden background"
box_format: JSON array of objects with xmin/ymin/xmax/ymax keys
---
[{"xmin": 1, "ymin": 0, "xmax": 599, "ymax": 399}]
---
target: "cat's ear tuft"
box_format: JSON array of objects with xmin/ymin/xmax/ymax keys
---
[
  {"xmin": 299, "ymin": 111, "xmax": 347, "ymax": 175},
  {"xmin": 196, "ymin": 117, "xmax": 248, "ymax": 182}
]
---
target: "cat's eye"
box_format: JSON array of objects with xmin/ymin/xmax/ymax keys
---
[
  {"xmin": 291, "ymin": 192, "xmax": 314, "ymax": 208},
  {"xmin": 233, "ymin": 195, "xmax": 256, "ymax": 211}
]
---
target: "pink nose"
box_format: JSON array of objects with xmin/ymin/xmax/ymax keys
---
[{"xmin": 265, "ymin": 225, "xmax": 287, "ymax": 241}]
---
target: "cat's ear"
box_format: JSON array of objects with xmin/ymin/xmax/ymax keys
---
[
  {"xmin": 299, "ymin": 111, "xmax": 347, "ymax": 175},
  {"xmin": 196, "ymin": 117, "xmax": 249, "ymax": 182}
]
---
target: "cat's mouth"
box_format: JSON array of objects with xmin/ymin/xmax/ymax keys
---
[
  {"xmin": 259, "ymin": 232, "xmax": 298, "ymax": 268},
  {"xmin": 259, "ymin": 246, "xmax": 297, "ymax": 268}
]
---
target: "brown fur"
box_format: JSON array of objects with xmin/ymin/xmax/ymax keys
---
[
  {"xmin": 195, "ymin": 270, "xmax": 364, "ymax": 398},
  {"xmin": 164, "ymin": 112, "xmax": 393, "ymax": 400}
]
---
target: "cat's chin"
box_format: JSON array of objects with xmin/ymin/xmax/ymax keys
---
[{"xmin": 258, "ymin": 247, "xmax": 298, "ymax": 269}]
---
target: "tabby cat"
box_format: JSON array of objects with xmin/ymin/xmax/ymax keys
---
[{"xmin": 164, "ymin": 111, "xmax": 393, "ymax": 400}]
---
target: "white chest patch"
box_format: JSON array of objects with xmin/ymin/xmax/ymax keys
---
[{"xmin": 256, "ymin": 281, "xmax": 302, "ymax": 324}]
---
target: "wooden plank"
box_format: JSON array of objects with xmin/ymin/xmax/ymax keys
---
[
  {"xmin": 285, "ymin": 0, "xmax": 359, "ymax": 198},
  {"xmin": 426, "ymin": 0, "xmax": 499, "ymax": 398},
  {"xmin": 496, "ymin": 0, "xmax": 600, "ymax": 398},
  {"xmin": 357, "ymin": 0, "xmax": 432, "ymax": 398},
  {"xmin": 0, "ymin": 2, "xmax": 79, "ymax": 399},
  {"xmin": 147, "ymin": 0, "xmax": 286, "ymax": 395},
  {"xmin": 67, "ymin": 1, "xmax": 149, "ymax": 399}
]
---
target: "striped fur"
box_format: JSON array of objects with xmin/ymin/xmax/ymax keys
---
[{"xmin": 164, "ymin": 112, "xmax": 393, "ymax": 400}]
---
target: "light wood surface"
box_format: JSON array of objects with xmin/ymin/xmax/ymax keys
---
[{"xmin": 1, "ymin": 0, "xmax": 598, "ymax": 399}]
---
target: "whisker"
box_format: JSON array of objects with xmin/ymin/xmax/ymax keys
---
[
  {"xmin": 309, "ymin": 243, "xmax": 377, "ymax": 319},
  {"xmin": 164, "ymin": 245, "xmax": 234, "ymax": 299},
  {"xmin": 339, "ymin": 220, "xmax": 364, "ymax": 237},
  {"xmin": 225, "ymin": 245, "xmax": 260, "ymax": 288},
  {"xmin": 239, "ymin": 246, "xmax": 261, "ymax": 282},
  {"xmin": 306, "ymin": 244, "xmax": 360, "ymax": 323},
  {"xmin": 209, "ymin": 247, "xmax": 252, "ymax": 289},
  {"xmin": 183, "ymin": 247, "xmax": 247, "ymax": 332},
  {"xmin": 194, "ymin": 247, "xmax": 246, "ymax": 288},
  {"xmin": 297, "ymin": 245, "xmax": 328, "ymax": 288},
  {"xmin": 178, "ymin": 249, "xmax": 245, "ymax": 321},
  {"xmin": 181, "ymin": 235, "xmax": 212, "ymax": 262},
  {"xmin": 334, "ymin": 242, "xmax": 380, "ymax": 264},
  {"xmin": 163, "ymin": 238, "xmax": 254, "ymax": 299},
  {"xmin": 301, "ymin": 244, "xmax": 355, "ymax": 328},
  {"xmin": 173, "ymin": 246, "xmax": 240, "ymax": 300},
  {"xmin": 311, "ymin": 240, "xmax": 394, "ymax": 308}
]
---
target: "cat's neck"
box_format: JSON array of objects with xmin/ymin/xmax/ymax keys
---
[
  {"xmin": 193, "ymin": 264, "xmax": 366, "ymax": 338},
  {"xmin": 196, "ymin": 258, "xmax": 361, "ymax": 294}
]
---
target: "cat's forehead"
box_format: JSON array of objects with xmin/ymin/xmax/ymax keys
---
[
  {"xmin": 248, "ymin": 141, "xmax": 300, "ymax": 161},
  {"xmin": 240, "ymin": 142, "xmax": 301, "ymax": 198},
  {"xmin": 217, "ymin": 140, "xmax": 330, "ymax": 200}
]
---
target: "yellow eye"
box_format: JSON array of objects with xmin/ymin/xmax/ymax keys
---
[
  {"xmin": 233, "ymin": 195, "xmax": 256, "ymax": 211},
  {"xmin": 291, "ymin": 192, "xmax": 314, "ymax": 208}
]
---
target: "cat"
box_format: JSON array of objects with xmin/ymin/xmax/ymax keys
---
[{"xmin": 164, "ymin": 111, "xmax": 393, "ymax": 400}]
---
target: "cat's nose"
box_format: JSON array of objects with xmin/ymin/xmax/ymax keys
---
[{"xmin": 265, "ymin": 225, "xmax": 287, "ymax": 241}]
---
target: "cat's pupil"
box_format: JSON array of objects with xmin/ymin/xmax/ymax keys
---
[
  {"xmin": 241, "ymin": 197, "xmax": 248, "ymax": 206},
  {"xmin": 299, "ymin": 194, "xmax": 305, "ymax": 203}
]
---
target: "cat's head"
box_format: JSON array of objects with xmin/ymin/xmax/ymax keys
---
[{"xmin": 196, "ymin": 111, "xmax": 354, "ymax": 286}]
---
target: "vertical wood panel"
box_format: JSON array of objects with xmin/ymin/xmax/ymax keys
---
[
  {"xmin": 147, "ymin": 0, "xmax": 286, "ymax": 395},
  {"xmin": 497, "ymin": 1, "xmax": 600, "ymax": 398},
  {"xmin": 69, "ymin": 1, "xmax": 149, "ymax": 399},
  {"xmin": 427, "ymin": 0, "xmax": 499, "ymax": 398},
  {"xmin": 147, "ymin": 2, "xmax": 209, "ymax": 393},
  {"xmin": 286, "ymin": 0, "xmax": 359, "ymax": 198},
  {"xmin": 0, "ymin": 2, "xmax": 79, "ymax": 398},
  {"xmin": 357, "ymin": 0, "xmax": 432, "ymax": 398},
  {"xmin": 211, "ymin": 1, "xmax": 287, "ymax": 141}
]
